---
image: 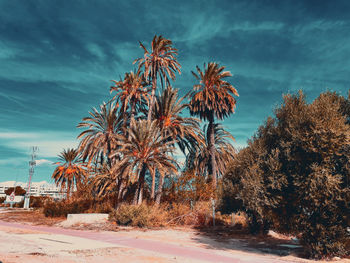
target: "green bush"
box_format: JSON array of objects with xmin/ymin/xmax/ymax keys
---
[
  {"xmin": 109, "ymin": 203, "xmax": 151, "ymax": 227},
  {"xmin": 221, "ymin": 91, "xmax": 350, "ymax": 259},
  {"xmin": 30, "ymin": 196, "xmax": 52, "ymax": 208}
]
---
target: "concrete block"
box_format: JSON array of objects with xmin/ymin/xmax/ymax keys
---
[{"xmin": 60, "ymin": 213, "xmax": 109, "ymax": 227}]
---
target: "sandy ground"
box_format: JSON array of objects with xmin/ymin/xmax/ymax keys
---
[
  {"xmin": 0, "ymin": 225, "xmax": 200, "ymax": 263},
  {"xmin": 0, "ymin": 209, "xmax": 349, "ymax": 263}
]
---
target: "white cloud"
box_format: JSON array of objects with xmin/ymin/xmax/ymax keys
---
[
  {"xmin": 0, "ymin": 130, "xmax": 78, "ymax": 158},
  {"xmin": 0, "ymin": 41, "xmax": 19, "ymax": 59},
  {"xmin": 86, "ymin": 43, "xmax": 106, "ymax": 60},
  {"xmin": 35, "ymin": 159, "xmax": 52, "ymax": 166},
  {"xmin": 0, "ymin": 131, "xmax": 37, "ymax": 139}
]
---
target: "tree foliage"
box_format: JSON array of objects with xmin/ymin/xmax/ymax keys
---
[
  {"xmin": 5, "ymin": 186, "xmax": 26, "ymax": 196},
  {"xmin": 189, "ymin": 62, "xmax": 238, "ymax": 188},
  {"xmin": 52, "ymin": 148, "xmax": 86, "ymax": 197},
  {"xmin": 221, "ymin": 91, "xmax": 350, "ymax": 258}
]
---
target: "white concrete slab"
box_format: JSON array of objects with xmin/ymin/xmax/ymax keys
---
[{"xmin": 60, "ymin": 213, "xmax": 109, "ymax": 227}]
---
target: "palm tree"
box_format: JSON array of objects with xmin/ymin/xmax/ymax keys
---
[
  {"xmin": 153, "ymin": 86, "xmax": 201, "ymax": 150},
  {"xmin": 77, "ymin": 102, "xmax": 124, "ymax": 167},
  {"xmin": 185, "ymin": 124, "xmax": 236, "ymax": 182},
  {"xmin": 52, "ymin": 148, "xmax": 86, "ymax": 198},
  {"xmin": 134, "ymin": 35, "xmax": 181, "ymax": 121},
  {"xmin": 189, "ymin": 62, "xmax": 238, "ymax": 188},
  {"xmin": 110, "ymin": 69, "xmax": 150, "ymax": 125},
  {"xmin": 151, "ymin": 86, "xmax": 202, "ymax": 199},
  {"xmin": 91, "ymin": 164, "xmax": 117, "ymax": 198},
  {"xmin": 112, "ymin": 119, "xmax": 178, "ymax": 205},
  {"xmin": 90, "ymin": 161, "xmax": 131, "ymax": 206}
]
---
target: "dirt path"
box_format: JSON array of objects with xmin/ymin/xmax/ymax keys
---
[
  {"xmin": 0, "ymin": 219, "xmax": 349, "ymax": 263},
  {"xmin": 0, "ymin": 220, "xmax": 302, "ymax": 263}
]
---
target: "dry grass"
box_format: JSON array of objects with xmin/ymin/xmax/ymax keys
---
[{"xmin": 0, "ymin": 209, "xmax": 65, "ymax": 226}]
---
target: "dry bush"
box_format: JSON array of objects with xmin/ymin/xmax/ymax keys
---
[
  {"xmin": 109, "ymin": 201, "xmax": 236, "ymax": 228},
  {"xmin": 43, "ymin": 195, "xmax": 115, "ymax": 217},
  {"xmin": 109, "ymin": 203, "xmax": 152, "ymax": 227}
]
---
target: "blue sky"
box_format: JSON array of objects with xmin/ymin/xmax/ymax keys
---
[{"xmin": 1, "ymin": 0, "xmax": 350, "ymax": 182}]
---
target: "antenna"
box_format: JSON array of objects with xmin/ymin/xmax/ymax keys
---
[{"xmin": 23, "ymin": 146, "xmax": 38, "ymax": 209}]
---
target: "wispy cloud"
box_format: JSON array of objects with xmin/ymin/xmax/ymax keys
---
[
  {"xmin": 1, "ymin": 0, "xmax": 350, "ymax": 181},
  {"xmin": 35, "ymin": 159, "xmax": 52, "ymax": 166}
]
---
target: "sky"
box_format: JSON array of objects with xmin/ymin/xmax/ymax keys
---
[{"xmin": 1, "ymin": 0, "xmax": 350, "ymax": 182}]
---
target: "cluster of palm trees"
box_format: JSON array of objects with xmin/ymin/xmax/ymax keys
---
[{"xmin": 52, "ymin": 35, "xmax": 239, "ymax": 205}]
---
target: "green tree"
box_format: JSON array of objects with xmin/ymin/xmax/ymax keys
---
[
  {"xmin": 134, "ymin": 35, "xmax": 181, "ymax": 121},
  {"xmin": 222, "ymin": 91, "xmax": 350, "ymax": 258},
  {"xmin": 52, "ymin": 148, "xmax": 86, "ymax": 198},
  {"xmin": 189, "ymin": 62, "xmax": 238, "ymax": 188},
  {"xmin": 151, "ymin": 86, "xmax": 201, "ymax": 200},
  {"xmin": 112, "ymin": 119, "xmax": 178, "ymax": 205},
  {"xmin": 5, "ymin": 186, "xmax": 26, "ymax": 196},
  {"xmin": 77, "ymin": 102, "xmax": 124, "ymax": 167},
  {"xmin": 110, "ymin": 69, "xmax": 150, "ymax": 126},
  {"xmin": 186, "ymin": 124, "xmax": 235, "ymax": 184}
]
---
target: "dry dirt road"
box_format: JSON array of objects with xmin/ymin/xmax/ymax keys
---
[{"xmin": 0, "ymin": 220, "xmax": 348, "ymax": 263}]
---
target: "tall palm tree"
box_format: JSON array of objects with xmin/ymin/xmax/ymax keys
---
[
  {"xmin": 110, "ymin": 69, "xmax": 150, "ymax": 125},
  {"xmin": 189, "ymin": 62, "xmax": 238, "ymax": 188},
  {"xmin": 77, "ymin": 102, "xmax": 124, "ymax": 167},
  {"xmin": 52, "ymin": 148, "xmax": 86, "ymax": 198},
  {"xmin": 112, "ymin": 119, "xmax": 178, "ymax": 205},
  {"xmin": 185, "ymin": 124, "xmax": 236, "ymax": 181},
  {"xmin": 134, "ymin": 35, "xmax": 181, "ymax": 121},
  {"xmin": 151, "ymin": 86, "xmax": 202, "ymax": 199}
]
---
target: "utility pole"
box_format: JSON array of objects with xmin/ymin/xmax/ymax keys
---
[{"xmin": 23, "ymin": 146, "xmax": 38, "ymax": 209}]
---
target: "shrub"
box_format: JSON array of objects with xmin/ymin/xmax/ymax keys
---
[
  {"xmin": 30, "ymin": 196, "xmax": 52, "ymax": 208},
  {"xmin": 221, "ymin": 91, "xmax": 350, "ymax": 258},
  {"xmin": 109, "ymin": 203, "xmax": 151, "ymax": 227},
  {"xmin": 43, "ymin": 196, "xmax": 114, "ymax": 217},
  {"xmin": 109, "ymin": 201, "xmax": 228, "ymax": 228}
]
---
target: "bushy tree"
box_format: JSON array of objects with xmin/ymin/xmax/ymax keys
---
[
  {"xmin": 221, "ymin": 91, "xmax": 350, "ymax": 258},
  {"xmin": 5, "ymin": 186, "xmax": 26, "ymax": 196}
]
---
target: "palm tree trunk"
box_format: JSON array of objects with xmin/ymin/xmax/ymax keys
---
[
  {"xmin": 147, "ymin": 70, "xmax": 157, "ymax": 121},
  {"xmin": 107, "ymin": 136, "xmax": 112, "ymax": 167},
  {"xmin": 155, "ymin": 173, "xmax": 164, "ymax": 205},
  {"xmin": 150, "ymin": 168, "xmax": 156, "ymax": 200},
  {"xmin": 116, "ymin": 179, "xmax": 125, "ymax": 208},
  {"xmin": 133, "ymin": 183, "xmax": 139, "ymax": 205},
  {"xmin": 207, "ymin": 112, "xmax": 217, "ymax": 189},
  {"xmin": 133, "ymin": 164, "xmax": 146, "ymax": 205}
]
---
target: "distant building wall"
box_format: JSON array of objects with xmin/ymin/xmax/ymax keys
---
[{"xmin": 0, "ymin": 181, "xmax": 66, "ymax": 199}]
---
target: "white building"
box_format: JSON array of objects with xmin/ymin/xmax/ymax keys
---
[{"xmin": 0, "ymin": 181, "xmax": 65, "ymax": 199}]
